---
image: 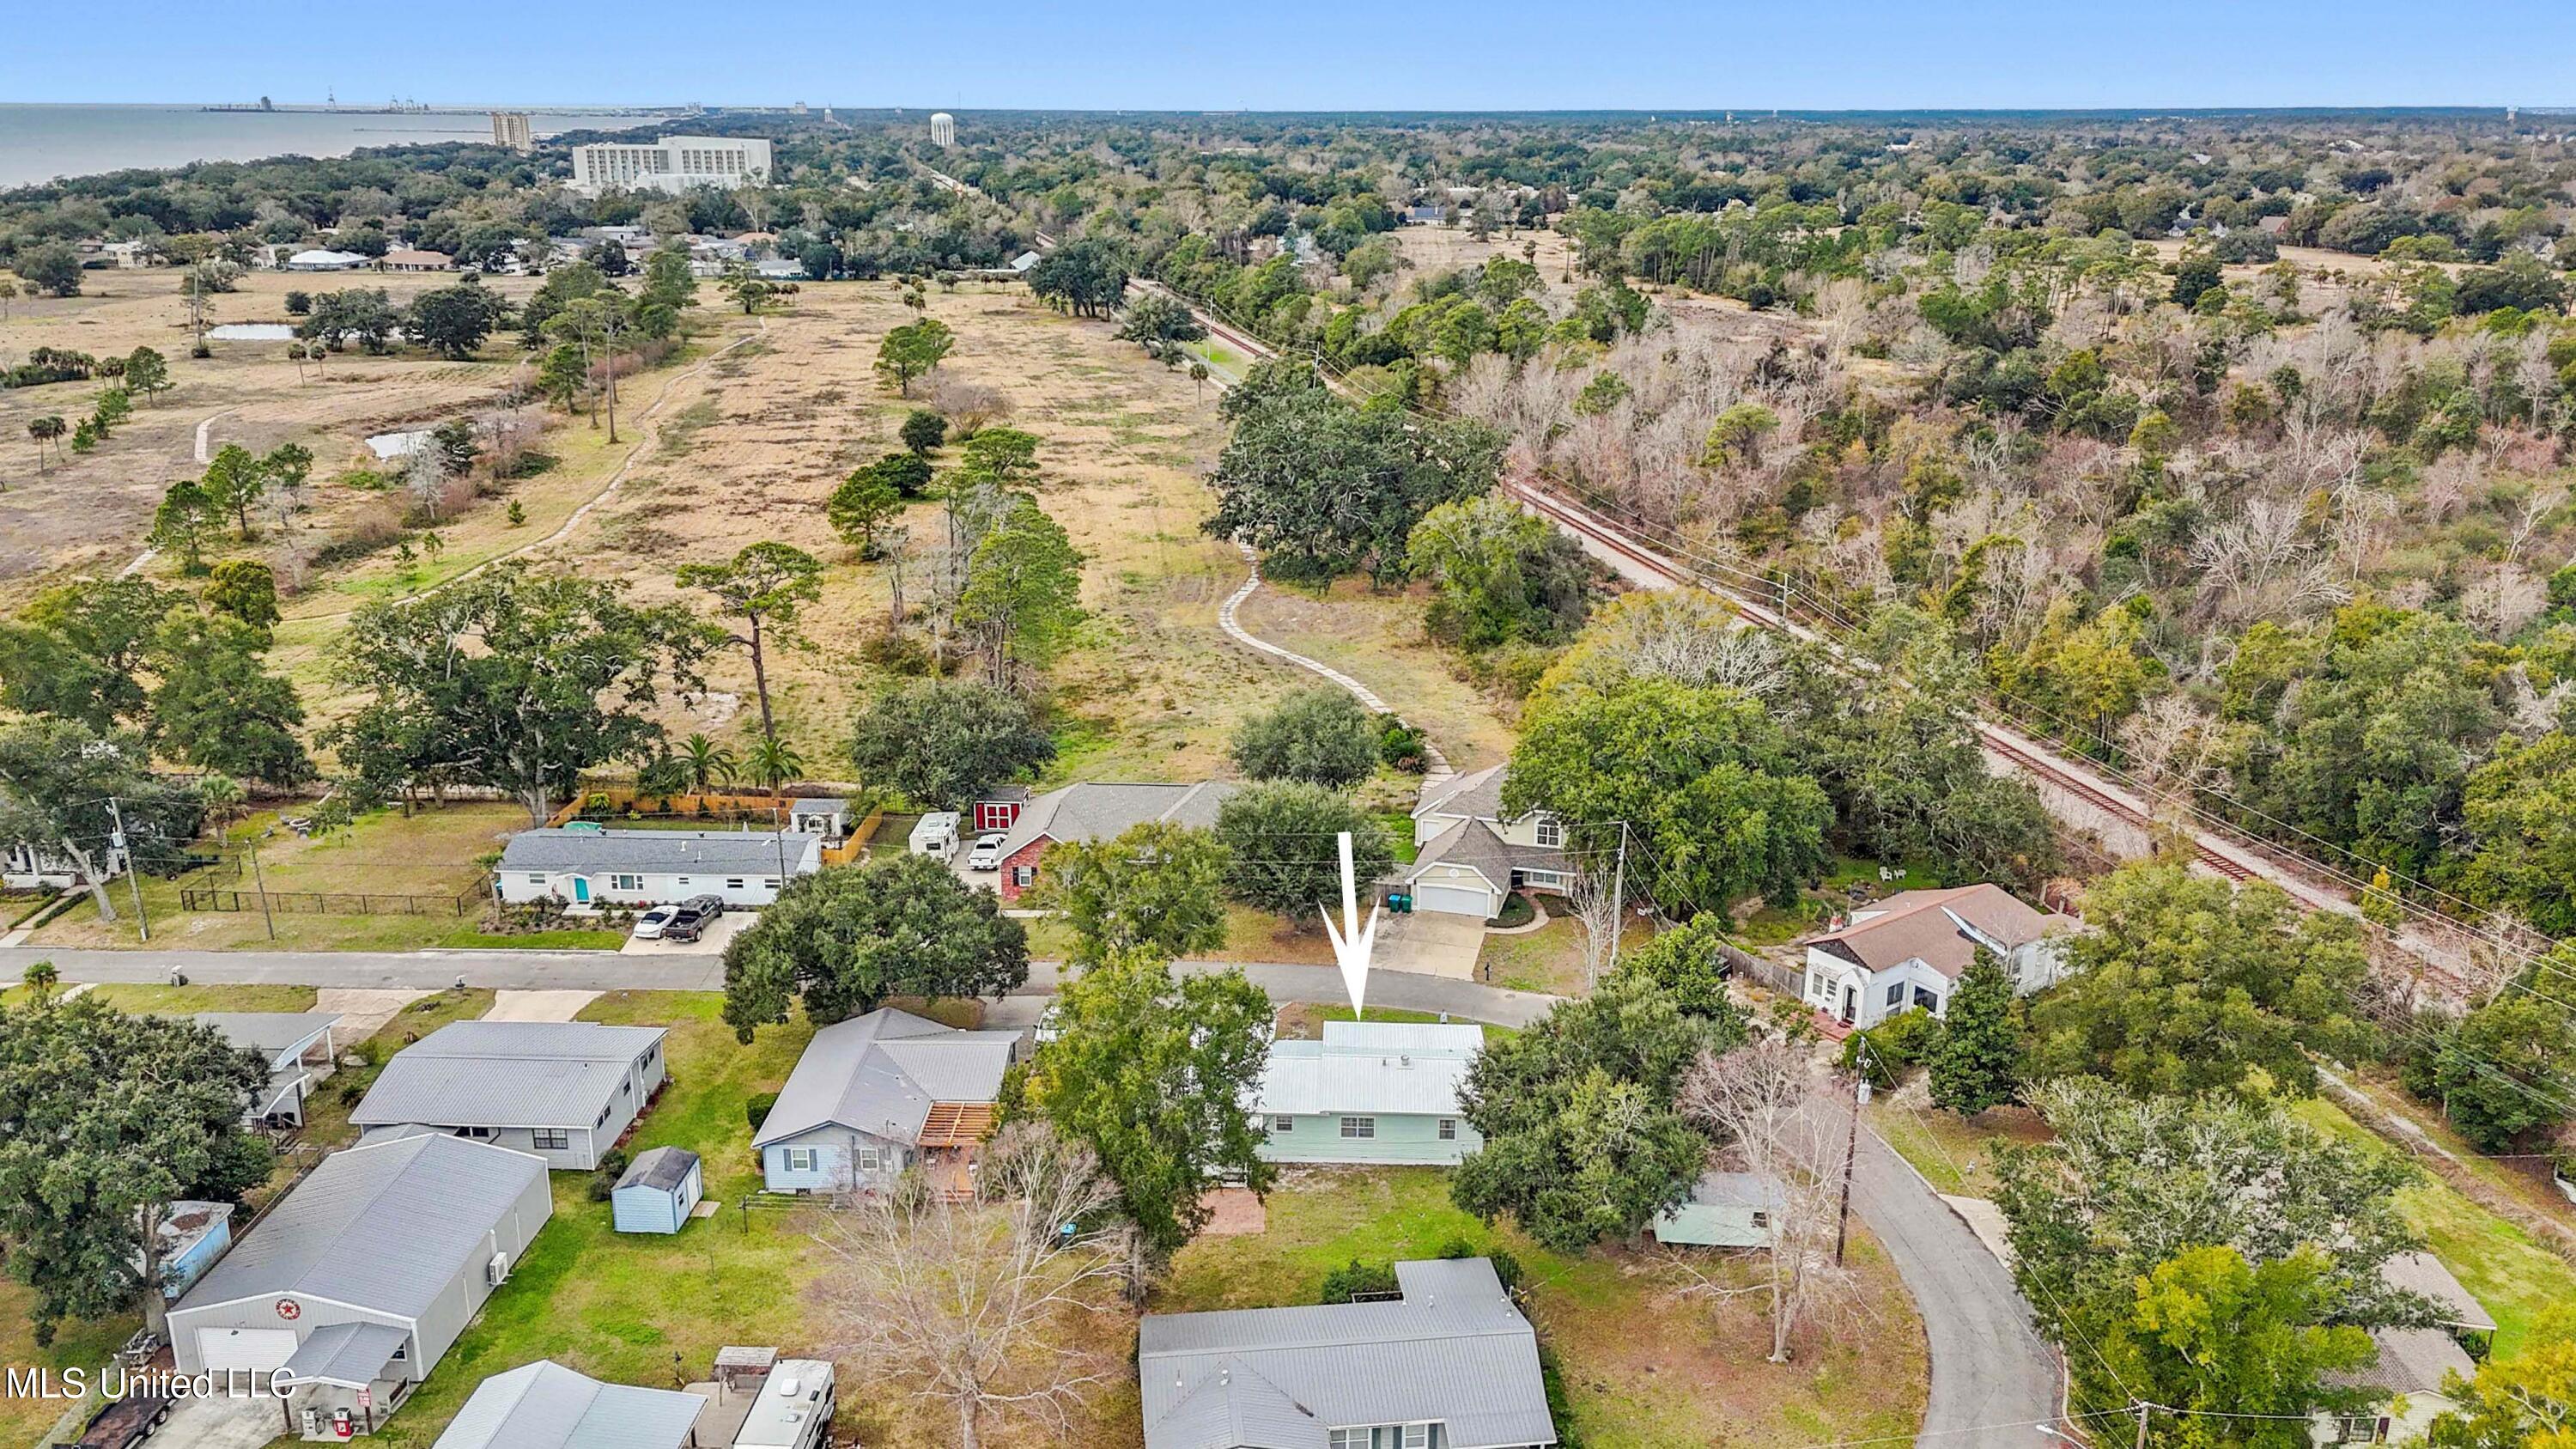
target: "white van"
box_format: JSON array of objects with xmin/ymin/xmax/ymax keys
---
[{"xmin": 908, "ymin": 811, "xmax": 961, "ymax": 861}]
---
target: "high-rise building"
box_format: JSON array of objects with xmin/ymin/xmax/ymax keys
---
[
  {"xmin": 930, "ymin": 112, "xmax": 956, "ymax": 148},
  {"xmin": 565, "ymin": 136, "xmax": 775, "ymax": 196},
  {"xmin": 490, "ymin": 112, "xmax": 533, "ymax": 152}
]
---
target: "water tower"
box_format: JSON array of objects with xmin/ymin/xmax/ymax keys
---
[{"xmin": 930, "ymin": 112, "xmax": 956, "ymax": 148}]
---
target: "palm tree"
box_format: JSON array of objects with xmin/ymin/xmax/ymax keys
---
[
  {"xmin": 21, "ymin": 959, "xmax": 58, "ymax": 1005},
  {"xmin": 1189, "ymin": 360, "xmax": 1211, "ymax": 403},
  {"xmin": 743, "ymin": 735, "xmax": 805, "ymax": 800},
  {"xmin": 679, "ymin": 734, "xmax": 738, "ymax": 795},
  {"xmin": 27, "ymin": 416, "xmax": 66, "ymax": 472}
]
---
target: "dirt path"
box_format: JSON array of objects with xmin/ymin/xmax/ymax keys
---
[
  {"xmin": 1216, "ymin": 539, "xmax": 1453, "ymax": 788},
  {"xmin": 294, "ymin": 317, "xmax": 769, "ymax": 624}
]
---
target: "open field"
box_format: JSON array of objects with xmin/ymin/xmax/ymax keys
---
[
  {"xmin": 0, "ymin": 266, "xmax": 549, "ymax": 596},
  {"xmin": 1389, "ymin": 222, "xmax": 1577, "ymax": 281}
]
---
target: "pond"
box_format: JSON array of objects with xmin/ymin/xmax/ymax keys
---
[
  {"xmin": 204, "ymin": 323, "xmax": 295, "ymax": 341},
  {"xmin": 364, "ymin": 429, "xmax": 432, "ymax": 460}
]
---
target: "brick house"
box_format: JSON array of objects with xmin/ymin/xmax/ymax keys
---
[{"xmin": 985, "ymin": 782, "xmax": 1235, "ymax": 901}]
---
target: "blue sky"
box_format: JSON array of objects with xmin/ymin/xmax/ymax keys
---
[{"xmin": 7, "ymin": 0, "xmax": 2573, "ymax": 110}]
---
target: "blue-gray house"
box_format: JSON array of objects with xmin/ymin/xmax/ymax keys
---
[
  {"xmin": 611, "ymin": 1147, "xmax": 703, "ymax": 1234},
  {"xmin": 753, "ymin": 1008, "xmax": 1019, "ymax": 1196}
]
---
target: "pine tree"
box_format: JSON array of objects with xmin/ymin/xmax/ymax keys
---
[{"xmin": 1929, "ymin": 947, "xmax": 2023, "ymax": 1115}]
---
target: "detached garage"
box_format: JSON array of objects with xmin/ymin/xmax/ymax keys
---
[{"xmin": 167, "ymin": 1133, "xmax": 551, "ymax": 1437}]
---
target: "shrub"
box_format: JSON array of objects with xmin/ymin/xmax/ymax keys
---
[
  {"xmin": 588, "ymin": 1148, "xmax": 630, "ymax": 1202},
  {"xmin": 1317, "ymin": 1259, "xmax": 1400, "ymax": 1304},
  {"xmin": 1842, "ymin": 1008, "xmax": 1947, "ymax": 1088},
  {"xmin": 1376, "ymin": 715, "xmax": 1429, "ymax": 772},
  {"xmin": 746, "ymin": 1091, "xmax": 780, "ymax": 1131},
  {"xmin": 1230, "ymin": 686, "xmax": 1380, "ymax": 787}
]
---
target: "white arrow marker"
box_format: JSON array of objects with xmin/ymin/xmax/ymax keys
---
[{"xmin": 1318, "ymin": 830, "xmax": 1381, "ymax": 1018}]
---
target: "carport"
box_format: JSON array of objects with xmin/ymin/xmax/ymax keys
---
[{"xmin": 275, "ymin": 1322, "xmax": 412, "ymax": 1439}]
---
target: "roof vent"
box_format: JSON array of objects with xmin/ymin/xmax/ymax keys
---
[{"xmin": 775, "ymin": 1376, "xmax": 800, "ymax": 1398}]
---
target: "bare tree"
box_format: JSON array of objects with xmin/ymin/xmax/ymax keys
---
[
  {"xmin": 1673, "ymin": 1038, "xmax": 1861, "ymax": 1363},
  {"xmin": 1566, "ymin": 860, "xmax": 1623, "ymax": 989},
  {"xmin": 808, "ymin": 1123, "xmax": 1134, "ymax": 1449}
]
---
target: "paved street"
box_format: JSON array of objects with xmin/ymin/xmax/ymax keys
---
[
  {"xmin": 1850, "ymin": 1127, "xmax": 2066, "ymax": 1443},
  {"xmin": 1, "ymin": 945, "xmax": 2053, "ymax": 1439}
]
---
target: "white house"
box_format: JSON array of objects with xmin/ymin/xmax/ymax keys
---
[
  {"xmin": 351, "ymin": 1020, "xmax": 669, "ymax": 1171},
  {"xmin": 567, "ymin": 137, "xmax": 774, "ymax": 197},
  {"xmin": 2312, "ymin": 1252, "xmax": 2496, "ymax": 1446},
  {"xmin": 431, "ymin": 1360, "xmax": 706, "ymax": 1449},
  {"xmin": 1799, "ymin": 884, "xmax": 2074, "ymax": 1031},
  {"xmin": 192, "ymin": 1011, "xmax": 343, "ymax": 1127},
  {"xmin": 495, "ymin": 826, "xmax": 822, "ymax": 909},
  {"xmin": 167, "ymin": 1134, "xmax": 552, "ymax": 1438},
  {"xmin": 285, "ymin": 248, "xmax": 372, "ymax": 271},
  {"xmin": 1401, "ymin": 764, "xmax": 1573, "ymax": 918},
  {"xmin": 1254, "ymin": 1020, "xmax": 1486, "ymax": 1166},
  {"xmin": 753, "ymin": 1008, "xmax": 1019, "ymax": 1196}
]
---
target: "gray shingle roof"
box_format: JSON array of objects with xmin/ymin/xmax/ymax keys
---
[
  {"xmin": 616, "ymin": 1146, "xmax": 699, "ymax": 1195},
  {"xmin": 1414, "ymin": 764, "xmax": 1507, "ymax": 821},
  {"xmin": 497, "ymin": 828, "xmax": 818, "ymax": 877},
  {"xmin": 1139, "ymin": 1258, "xmax": 1557, "ymax": 1449},
  {"xmin": 191, "ymin": 1012, "xmax": 342, "ymax": 1057},
  {"xmin": 433, "ymin": 1360, "xmax": 708, "ymax": 1449},
  {"xmin": 753, "ymin": 1008, "xmax": 1018, "ymax": 1148},
  {"xmin": 351, "ymin": 1021, "xmax": 665, "ymax": 1131},
  {"xmin": 1807, "ymin": 885, "xmax": 2068, "ymax": 980},
  {"xmin": 1404, "ymin": 817, "xmax": 1514, "ymax": 890},
  {"xmin": 995, "ymin": 782, "xmax": 1236, "ymax": 860},
  {"xmin": 175, "ymin": 1134, "xmax": 545, "ymax": 1321}
]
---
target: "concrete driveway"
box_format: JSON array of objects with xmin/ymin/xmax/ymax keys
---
[
  {"xmin": 157, "ymin": 1383, "xmax": 289, "ymax": 1448},
  {"xmin": 1372, "ymin": 910, "xmax": 1486, "ymax": 980},
  {"xmin": 617, "ymin": 910, "xmax": 753, "ymax": 957},
  {"xmin": 485, "ymin": 989, "xmax": 602, "ymax": 1022}
]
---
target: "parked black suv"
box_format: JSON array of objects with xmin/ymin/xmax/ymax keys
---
[{"xmin": 662, "ymin": 894, "xmax": 726, "ymax": 942}]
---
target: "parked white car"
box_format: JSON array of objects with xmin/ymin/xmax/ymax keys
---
[
  {"xmin": 966, "ymin": 833, "xmax": 1007, "ymax": 871},
  {"xmin": 632, "ymin": 906, "xmax": 677, "ymax": 941}
]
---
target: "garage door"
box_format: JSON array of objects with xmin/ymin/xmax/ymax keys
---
[
  {"xmin": 1413, "ymin": 883, "xmax": 1495, "ymax": 919},
  {"xmin": 196, "ymin": 1327, "xmax": 298, "ymax": 1373}
]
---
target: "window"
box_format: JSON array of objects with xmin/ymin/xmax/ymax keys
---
[
  {"xmin": 1340, "ymin": 1117, "xmax": 1376, "ymax": 1139},
  {"xmin": 2336, "ymin": 1416, "xmax": 2384, "ymax": 1444},
  {"xmin": 1751, "ymin": 1211, "xmax": 1771, "ymax": 1229},
  {"xmin": 1401, "ymin": 1427, "xmax": 1430, "ymax": 1449},
  {"xmin": 532, "ymin": 1129, "xmax": 569, "ymax": 1151},
  {"xmin": 1437, "ymin": 1118, "xmax": 1457, "ymax": 1141},
  {"xmin": 784, "ymin": 1148, "xmax": 817, "ymax": 1172},
  {"xmin": 595, "ymin": 1104, "xmax": 612, "ymax": 1128},
  {"xmin": 726, "ymin": 878, "xmax": 746, "ymax": 891},
  {"xmin": 1885, "ymin": 982, "xmax": 1905, "ymax": 1008},
  {"xmin": 1521, "ymin": 869, "xmax": 1566, "ymax": 890},
  {"xmin": 525, "ymin": 874, "xmax": 546, "ymax": 886},
  {"xmin": 1534, "ymin": 817, "xmax": 1564, "ymax": 848},
  {"xmin": 1012, "ymin": 866, "xmax": 1036, "ymax": 887},
  {"xmin": 856, "ymin": 1149, "xmax": 882, "ymax": 1172},
  {"xmin": 610, "ymin": 874, "xmax": 643, "ymax": 892},
  {"xmin": 762, "ymin": 879, "xmax": 781, "ymax": 892},
  {"xmin": 453, "ymin": 1126, "xmax": 494, "ymax": 1141},
  {"xmin": 1269, "ymin": 1116, "xmax": 1294, "ymax": 1133},
  {"xmin": 1328, "ymin": 1432, "xmax": 1368, "ymax": 1449},
  {"xmin": 1914, "ymin": 986, "xmax": 1941, "ymax": 1013}
]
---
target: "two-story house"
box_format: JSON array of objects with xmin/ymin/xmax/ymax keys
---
[
  {"xmin": 1402, "ymin": 764, "xmax": 1573, "ymax": 919},
  {"xmin": 1798, "ymin": 884, "xmax": 2074, "ymax": 1031}
]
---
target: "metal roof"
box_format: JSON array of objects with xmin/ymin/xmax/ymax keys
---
[
  {"xmin": 1255, "ymin": 1024, "xmax": 1485, "ymax": 1117},
  {"xmin": 174, "ymin": 1134, "xmax": 545, "ymax": 1322},
  {"xmin": 191, "ymin": 1011, "xmax": 342, "ymax": 1058},
  {"xmin": 993, "ymin": 781, "xmax": 1236, "ymax": 861},
  {"xmin": 352, "ymin": 1022, "xmax": 665, "ymax": 1131},
  {"xmin": 1689, "ymin": 1170, "xmax": 1789, "ymax": 1212},
  {"xmin": 280, "ymin": 1321, "xmax": 410, "ymax": 1390},
  {"xmin": 615, "ymin": 1146, "xmax": 700, "ymax": 1195},
  {"xmin": 497, "ymin": 828, "xmax": 820, "ymax": 878},
  {"xmin": 1139, "ymin": 1258, "xmax": 1557, "ymax": 1449},
  {"xmin": 433, "ymin": 1360, "xmax": 708, "ymax": 1449},
  {"xmin": 753, "ymin": 1008, "xmax": 1017, "ymax": 1148}
]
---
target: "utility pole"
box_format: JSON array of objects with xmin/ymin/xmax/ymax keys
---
[
  {"xmin": 2135, "ymin": 1402, "xmax": 2152, "ymax": 1449},
  {"xmin": 1603, "ymin": 821, "xmax": 1630, "ymax": 983},
  {"xmin": 107, "ymin": 798, "xmax": 149, "ymax": 942},
  {"xmin": 1834, "ymin": 1037, "xmax": 1865, "ymax": 1265},
  {"xmin": 246, "ymin": 831, "xmax": 277, "ymax": 941}
]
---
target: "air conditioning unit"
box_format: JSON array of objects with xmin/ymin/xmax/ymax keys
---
[{"xmin": 486, "ymin": 1251, "xmax": 510, "ymax": 1288}]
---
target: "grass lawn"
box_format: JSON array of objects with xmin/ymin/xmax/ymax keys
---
[
  {"xmin": 1866, "ymin": 1099, "xmax": 2054, "ymax": 1198},
  {"xmin": 1024, "ymin": 904, "xmax": 1338, "ymax": 968},
  {"xmin": 1157, "ymin": 1166, "xmax": 1926, "ymax": 1448},
  {"xmin": 1274, "ymin": 1001, "xmax": 1513, "ymax": 1044},
  {"xmin": 369, "ymin": 991, "xmax": 824, "ymax": 1447},
  {"xmin": 2291, "ymin": 1096, "xmax": 2576, "ymax": 1359},
  {"xmin": 1476, "ymin": 914, "xmax": 1649, "ymax": 997}
]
